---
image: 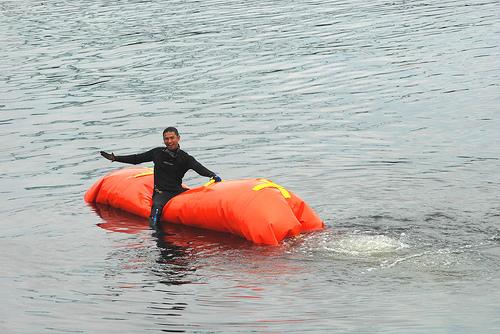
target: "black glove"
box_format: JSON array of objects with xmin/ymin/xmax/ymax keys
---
[
  {"xmin": 100, "ymin": 151, "xmax": 116, "ymax": 162},
  {"xmin": 212, "ymin": 175, "xmax": 222, "ymax": 182}
]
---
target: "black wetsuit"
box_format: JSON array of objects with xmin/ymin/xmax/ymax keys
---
[{"xmin": 114, "ymin": 147, "xmax": 216, "ymax": 228}]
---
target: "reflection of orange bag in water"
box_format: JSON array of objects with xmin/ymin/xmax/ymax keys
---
[{"xmin": 84, "ymin": 167, "xmax": 324, "ymax": 245}]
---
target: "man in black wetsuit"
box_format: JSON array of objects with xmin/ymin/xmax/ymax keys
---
[{"xmin": 100, "ymin": 127, "xmax": 221, "ymax": 230}]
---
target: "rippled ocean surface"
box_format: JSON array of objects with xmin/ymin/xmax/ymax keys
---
[{"xmin": 1, "ymin": 0, "xmax": 499, "ymax": 332}]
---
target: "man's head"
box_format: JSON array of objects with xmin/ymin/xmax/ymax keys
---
[{"xmin": 163, "ymin": 127, "xmax": 180, "ymax": 151}]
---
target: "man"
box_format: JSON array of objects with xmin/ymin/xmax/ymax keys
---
[{"xmin": 100, "ymin": 127, "xmax": 221, "ymax": 230}]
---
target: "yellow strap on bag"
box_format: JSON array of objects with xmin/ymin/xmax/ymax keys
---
[
  {"xmin": 203, "ymin": 178, "xmax": 225, "ymax": 187},
  {"xmin": 131, "ymin": 168, "xmax": 154, "ymax": 178},
  {"xmin": 252, "ymin": 179, "xmax": 291, "ymax": 199},
  {"xmin": 204, "ymin": 179, "xmax": 216, "ymax": 187}
]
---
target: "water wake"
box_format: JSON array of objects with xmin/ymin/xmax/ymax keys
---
[{"xmin": 322, "ymin": 233, "xmax": 408, "ymax": 256}]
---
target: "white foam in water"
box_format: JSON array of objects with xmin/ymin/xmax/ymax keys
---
[{"xmin": 326, "ymin": 234, "xmax": 408, "ymax": 256}]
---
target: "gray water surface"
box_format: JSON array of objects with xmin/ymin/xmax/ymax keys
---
[{"xmin": 1, "ymin": 0, "xmax": 499, "ymax": 333}]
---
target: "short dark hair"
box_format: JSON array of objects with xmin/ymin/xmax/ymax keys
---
[{"xmin": 163, "ymin": 127, "xmax": 179, "ymax": 136}]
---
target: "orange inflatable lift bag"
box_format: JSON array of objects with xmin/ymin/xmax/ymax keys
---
[{"xmin": 85, "ymin": 167, "xmax": 324, "ymax": 245}]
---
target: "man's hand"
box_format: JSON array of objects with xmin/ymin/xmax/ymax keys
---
[
  {"xmin": 100, "ymin": 151, "xmax": 116, "ymax": 162},
  {"xmin": 212, "ymin": 175, "xmax": 222, "ymax": 182}
]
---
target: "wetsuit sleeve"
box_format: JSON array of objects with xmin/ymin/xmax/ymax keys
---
[
  {"xmin": 188, "ymin": 155, "xmax": 216, "ymax": 178},
  {"xmin": 114, "ymin": 149, "xmax": 155, "ymax": 165}
]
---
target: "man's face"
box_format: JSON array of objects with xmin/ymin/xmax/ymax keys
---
[{"xmin": 163, "ymin": 131, "xmax": 180, "ymax": 151}]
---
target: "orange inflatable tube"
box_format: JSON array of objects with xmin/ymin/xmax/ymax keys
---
[{"xmin": 84, "ymin": 167, "xmax": 324, "ymax": 245}]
